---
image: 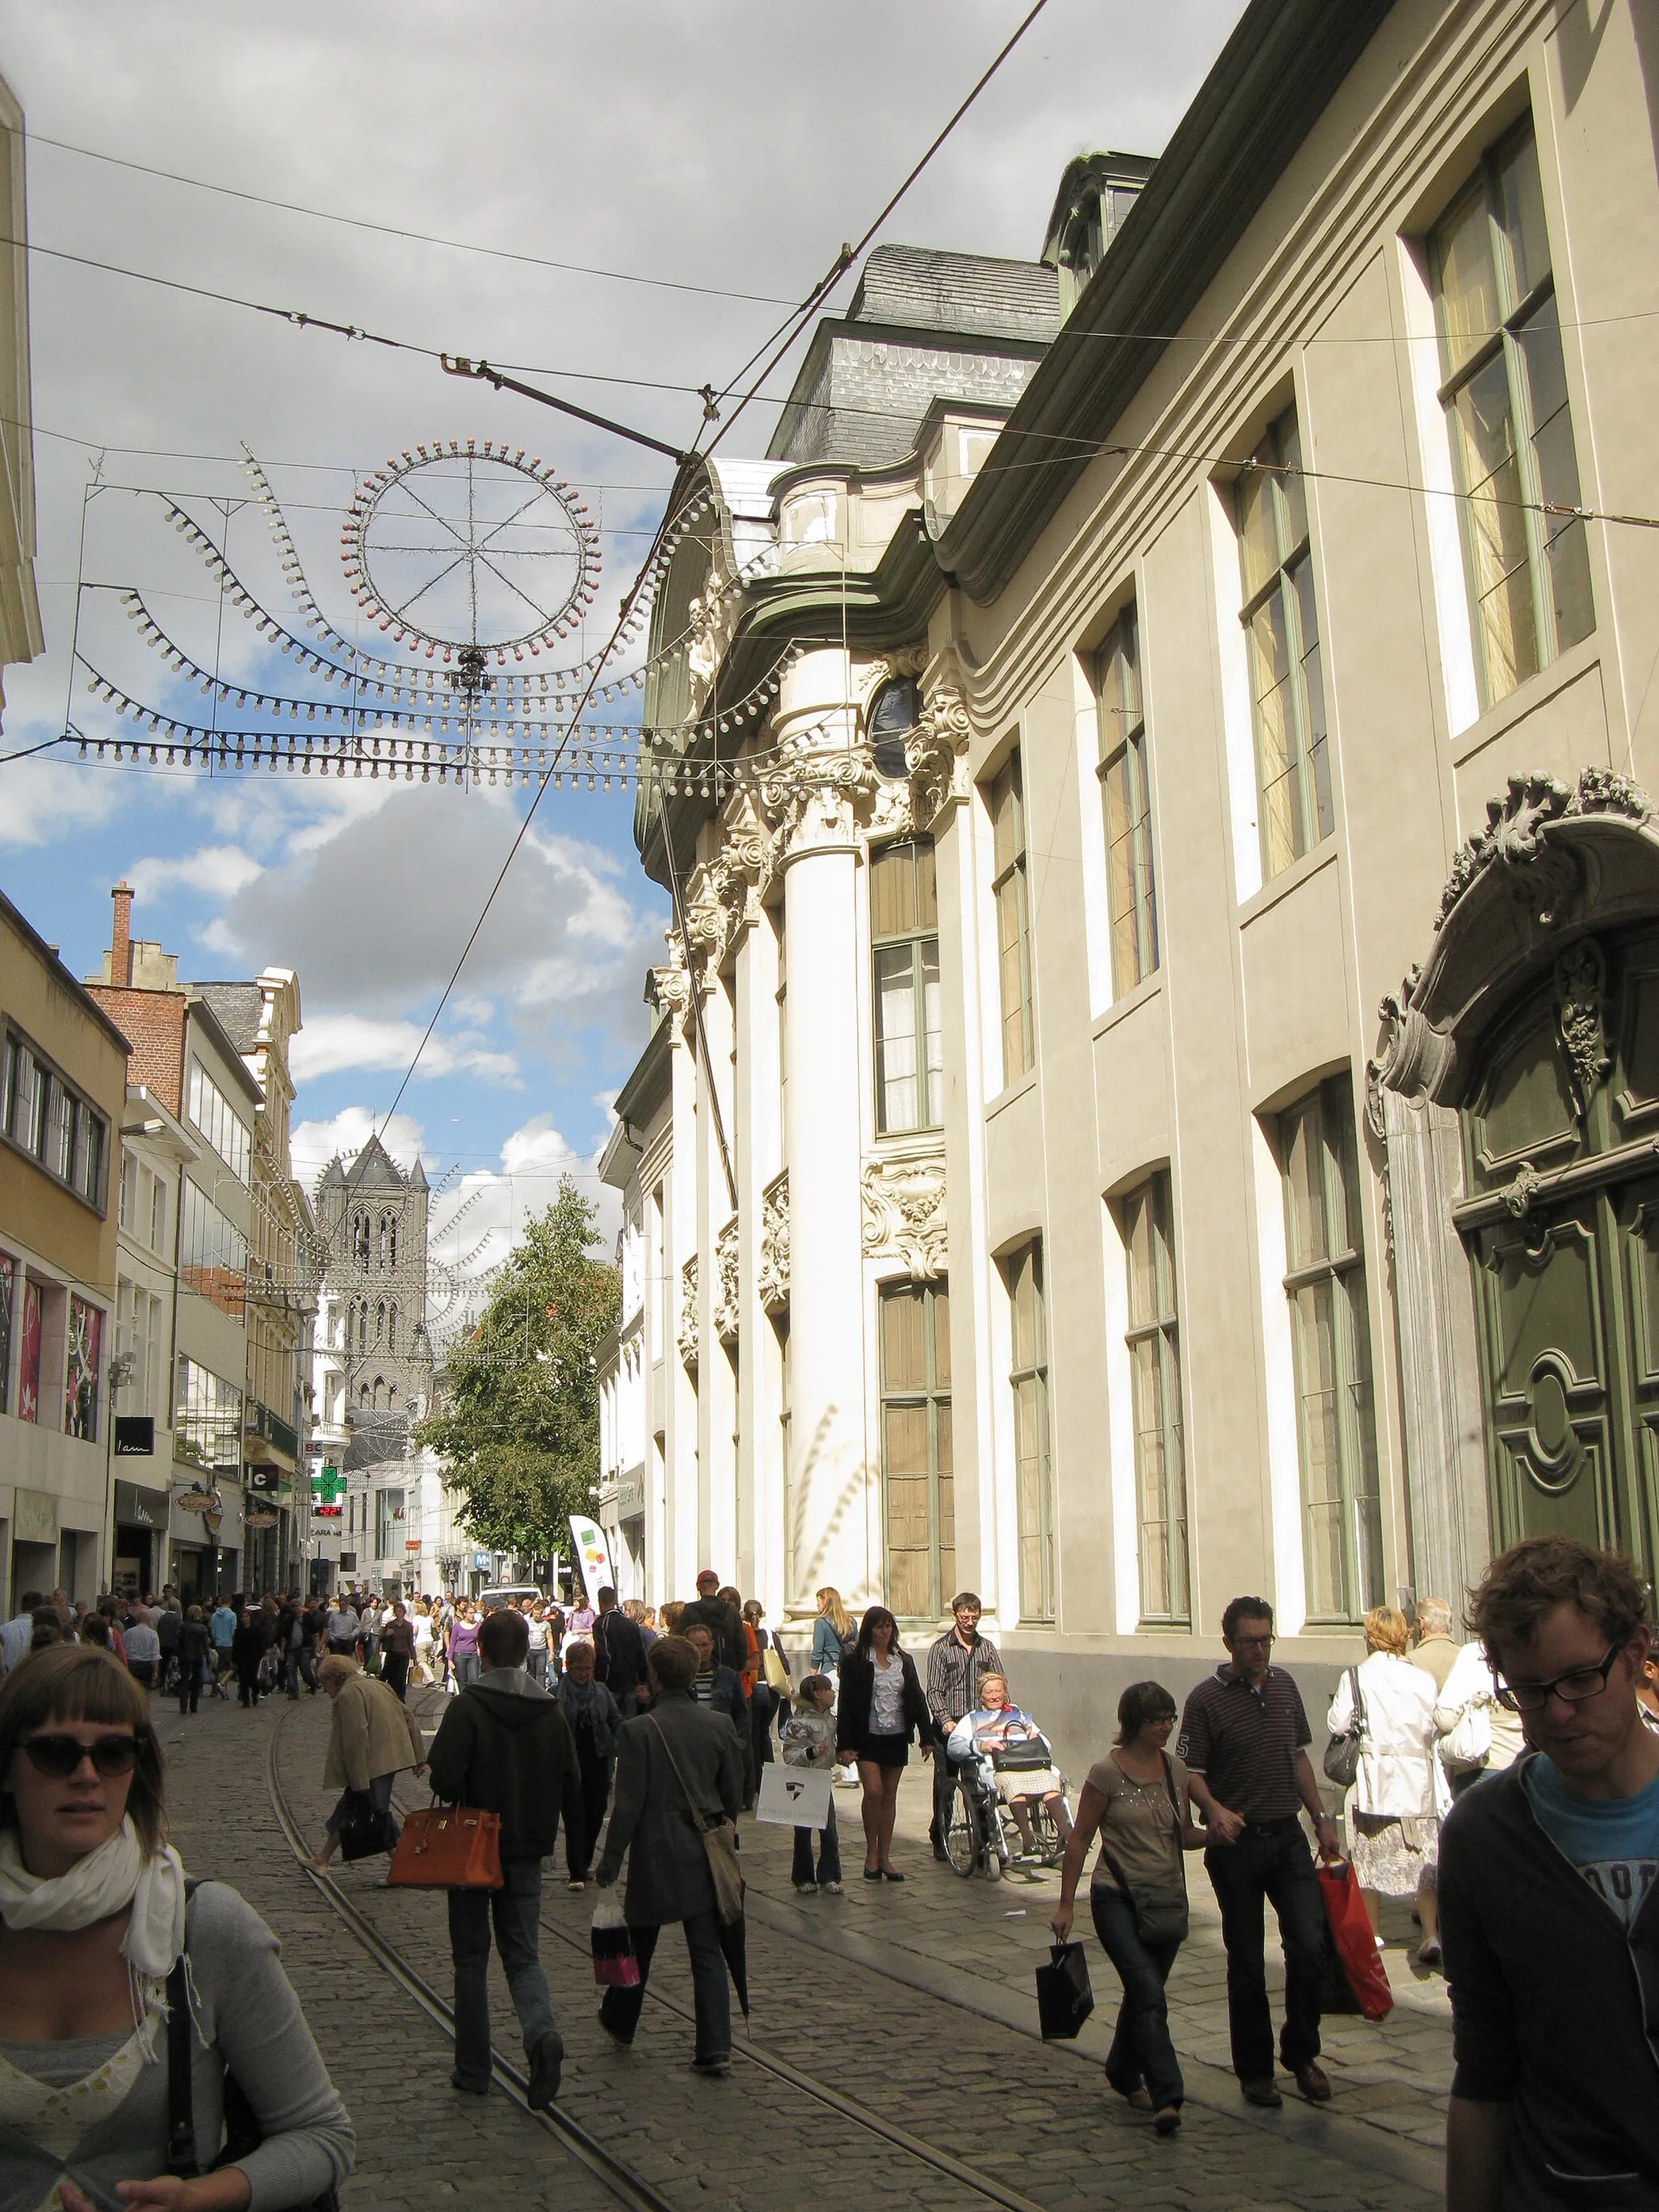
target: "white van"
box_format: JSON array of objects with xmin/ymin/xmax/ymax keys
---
[{"xmin": 478, "ymin": 1584, "xmax": 544, "ymax": 1611}]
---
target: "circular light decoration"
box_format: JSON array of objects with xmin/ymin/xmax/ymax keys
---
[{"xmin": 339, "ymin": 439, "xmax": 602, "ymax": 662}]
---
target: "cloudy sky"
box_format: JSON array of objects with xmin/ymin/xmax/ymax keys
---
[{"xmin": 0, "ymin": 0, "xmax": 1243, "ymax": 1321}]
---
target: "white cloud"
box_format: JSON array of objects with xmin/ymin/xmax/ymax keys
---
[
  {"xmin": 288, "ymin": 1010, "xmax": 518, "ymax": 1085},
  {"xmin": 291, "ymin": 1105, "xmax": 427, "ymax": 1188},
  {"xmin": 129, "ymin": 843, "xmax": 262, "ymax": 901},
  {"xmin": 426, "ymin": 1112, "xmax": 619, "ymax": 1343},
  {"xmin": 0, "ymin": 748, "xmax": 125, "ymax": 847}
]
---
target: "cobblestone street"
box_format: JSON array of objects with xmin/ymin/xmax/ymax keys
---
[{"xmin": 157, "ymin": 1686, "xmax": 1453, "ymax": 2211}]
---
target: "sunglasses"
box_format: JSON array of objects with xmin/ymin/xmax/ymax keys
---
[{"xmin": 19, "ymin": 1733, "xmax": 141, "ymax": 1779}]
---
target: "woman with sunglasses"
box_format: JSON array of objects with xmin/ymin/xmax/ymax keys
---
[{"xmin": 0, "ymin": 1643, "xmax": 353, "ymax": 2210}]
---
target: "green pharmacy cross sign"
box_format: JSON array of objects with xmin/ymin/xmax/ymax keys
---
[{"xmin": 312, "ymin": 1464, "xmax": 345, "ymax": 1520}]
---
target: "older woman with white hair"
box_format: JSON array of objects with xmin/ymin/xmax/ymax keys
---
[
  {"xmin": 0, "ymin": 1641, "xmax": 352, "ymax": 2210},
  {"xmin": 309, "ymin": 1652, "xmax": 427, "ymax": 1873}
]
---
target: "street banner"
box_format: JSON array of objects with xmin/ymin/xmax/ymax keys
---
[
  {"xmin": 568, "ymin": 1515, "xmax": 614, "ymax": 1604},
  {"xmin": 756, "ymin": 1765, "xmax": 833, "ymax": 1831}
]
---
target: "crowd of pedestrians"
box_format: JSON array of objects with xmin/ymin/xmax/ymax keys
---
[{"xmin": 6, "ymin": 1530, "xmax": 1657, "ymax": 2205}]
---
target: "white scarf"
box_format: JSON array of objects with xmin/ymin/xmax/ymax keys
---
[{"xmin": 0, "ymin": 1817, "xmax": 186, "ymax": 1992}]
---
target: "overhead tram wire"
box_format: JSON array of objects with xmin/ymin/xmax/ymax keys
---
[
  {"xmin": 697, "ymin": 0, "xmax": 1051, "ymax": 454},
  {"xmin": 365, "ymin": 4, "xmax": 1053, "ymax": 1135},
  {"xmin": 28, "ymin": 131, "xmax": 801, "ymax": 309}
]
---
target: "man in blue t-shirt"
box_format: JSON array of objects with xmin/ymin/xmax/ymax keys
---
[
  {"xmin": 209, "ymin": 1597, "xmax": 237, "ymax": 1698},
  {"xmin": 1439, "ymin": 1538, "xmax": 1659, "ymax": 2211}
]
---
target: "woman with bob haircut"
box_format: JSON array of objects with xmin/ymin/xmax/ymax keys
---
[
  {"xmin": 1325, "ymin": 1604, "xmax": 1443, "ymax": 1958},
  {"xmin": 834, "ymin": 1606, "xmax": 929, "ymax": 1882},
  {"xmin": 0, "ymin": 1643, "xmax": 353, "ymax": 2210},
  {"xmin": 1051, "ymin": 1680, "xmax": 1206, "ymax": 2137}
]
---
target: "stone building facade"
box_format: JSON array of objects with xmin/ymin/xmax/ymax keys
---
[
  {"xmin": 599, "ymin": 0, "xmax": 1659, "ymax": 1746},
  {"xmin": 310, "ymin": 1136, "xmax": 439, "ymax": 1595}
]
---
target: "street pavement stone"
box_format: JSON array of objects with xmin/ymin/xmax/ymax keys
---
[{"xmin": 154, "ymin": 1684, "xmax": 1452, "ymax": 2210}]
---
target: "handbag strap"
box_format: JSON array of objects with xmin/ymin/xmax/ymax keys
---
[
  {"xmin": 1348, "ymin": 1666, "xmax": 1367, "ymax": 1735},
  {"xmin": 645, "ymin": 1712, "xmax": 719, "ymax": 1834}
]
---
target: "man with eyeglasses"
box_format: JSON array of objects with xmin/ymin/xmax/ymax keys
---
[
  {"xmin": 1177, "ymin": 1594, "xmax": 1340, "ymax": 2110},
  {"xmin": 1439, "ymin": 1536, "xmax": 1659, "ymax": 2212}
]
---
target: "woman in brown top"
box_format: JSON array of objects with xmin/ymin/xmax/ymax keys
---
[{"xmin": 1051, "ymin": 1681, "xmax": 1205, "ymax": 2135}]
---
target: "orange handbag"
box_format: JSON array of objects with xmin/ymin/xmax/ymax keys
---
[{"xmin": 387, "ymin": 1801, "xmax": 504, "ymax": 1890}]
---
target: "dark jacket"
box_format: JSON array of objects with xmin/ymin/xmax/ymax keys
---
[
  {"xmin": 593, "ymin": 1606, "xmax": 647, "ymax": 1703},
  {"xmin": 178, "ymin": 1620, "xmax": 211, "ymax": 1673},
  {"xmin": 835, "ymin": 1648, "xmax": 930, "ymax": 1758},
  {"xmin": 1439, "ymin": 1753, "xmax": 1659, "ymax": 2209},
  {"xmin": 230, "ymin": 1620, "xmax": 267, "ymax": 1670},
  {"xmin": 597, "ymin": 1690, "xmax": 744, "ymax": 1926},
  {"xmin": 156, "ymin": 1609, "xmax": 181, "ymax": 1653},
  {"xmin": 679, "ymin": 1596, "xmax": 746, "ymax": 1675},
  {"xmin": 427, "ymin": 1665, "xmax": 582, "ymax": 1861},
  {"xmin": 694, "ymin": 1664, "xmax": 748, "ymax": 1745}
]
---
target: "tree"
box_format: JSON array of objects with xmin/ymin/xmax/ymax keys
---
[{"xmin": 419, "ymin": 1178, "xmax": 619, "ymax": 1571}]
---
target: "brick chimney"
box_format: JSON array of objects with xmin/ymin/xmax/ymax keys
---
[{"xmin": 110, "ymin": 880, "xmax": 134, "ymax": 987}]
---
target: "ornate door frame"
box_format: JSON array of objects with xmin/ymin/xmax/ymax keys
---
[{"xmin": 1368, "ymin": 769, "xmax": 1659, "ymax": 1593}]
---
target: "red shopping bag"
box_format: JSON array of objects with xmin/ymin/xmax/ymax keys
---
[{"xmin": 1317, "ymin": 1860, "xmax": 1392, "ymax": 2020}]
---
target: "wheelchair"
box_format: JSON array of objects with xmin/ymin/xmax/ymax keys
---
[{"xmin": 943, "ymin": 1754, "xmax": 1072, "ymax": 1879}]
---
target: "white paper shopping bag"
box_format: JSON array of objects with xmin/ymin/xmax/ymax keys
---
[{"xmin": 757, "ymin": 1764, "xmax": 834, "ymax": 1830}]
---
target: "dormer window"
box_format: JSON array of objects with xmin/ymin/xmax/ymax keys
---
[
  {"xmin": 868, "ymin": 677, "xmax": 921, "ymax": 781},
  {"xmin": 1057, "ymin": 194, "xmax": 1106, "ymax": 316}
]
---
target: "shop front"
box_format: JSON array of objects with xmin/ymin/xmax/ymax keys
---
[{"xmin": 111, "ymin": 1479, "xmax": 170, "ymax": 1596}]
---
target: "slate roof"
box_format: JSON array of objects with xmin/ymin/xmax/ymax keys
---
[
  {"xmin": 191, "ymin": 981, "xmax": 262, "ymax": 1055},
  {"xmin": 848, "ymin": 245, "xmax": 1059, "ymax": 344}
]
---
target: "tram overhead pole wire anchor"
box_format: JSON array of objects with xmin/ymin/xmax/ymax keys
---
[{"xmin": 441, "ymin": 355, "xmax": 693, "ymax": 467}]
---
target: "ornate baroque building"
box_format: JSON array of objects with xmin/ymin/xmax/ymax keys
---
[{"xmin": 598, "ymin": 0, "xmax": 1659, "ymax": 1749}]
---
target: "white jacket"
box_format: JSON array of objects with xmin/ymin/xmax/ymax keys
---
[
  {"xmin": 1433, "ymin": 1639, "xmax": 1526, "ymax": 1771},
  {"xmin": 1327, "ymin": 1651, "xmax": 1439, "ymax": 1818}
]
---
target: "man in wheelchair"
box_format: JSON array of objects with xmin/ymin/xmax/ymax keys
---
[{"xmin": 946, "ymin": 1674, "xmax": 1073, "ymax": 1857}]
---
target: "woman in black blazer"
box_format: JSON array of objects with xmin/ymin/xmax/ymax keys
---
[{"xmin": 835, "ymin": 1606, "xmax": 931, "ymax": 1880}]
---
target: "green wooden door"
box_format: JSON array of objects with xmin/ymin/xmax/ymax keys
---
[{"xmin": 1461, "ymin": 928, "xmax": 1659, "ymax": 1575}]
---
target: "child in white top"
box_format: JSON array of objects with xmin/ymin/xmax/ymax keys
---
[{"xmin": 782, "ymin": 1676, "xmax": 842, "ymax": 1895}]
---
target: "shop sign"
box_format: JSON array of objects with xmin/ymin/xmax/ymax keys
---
[
  {"xmin": 114, "ymin": 1417, "xmax": 156, "ymax": 1458},
  {"xmin": 113, "ymin": 1481, "xmax": 169, "ymax": 1531},
  {"xmin": 244, "ymin": 1506, "xmax": 279, "ymax": 1531},
  {"xmin": 14, "ymin": 1488, "xmax": 59, "ymax": 1546}
]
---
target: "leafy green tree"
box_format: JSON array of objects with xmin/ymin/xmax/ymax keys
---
[{"xmin": 419, "ymin": 1178, "xmax": 619, "ymax": 1571}]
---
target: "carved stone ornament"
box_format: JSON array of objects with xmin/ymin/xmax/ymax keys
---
[
  {"xmin": 756, "ymin": 744, "xmax": 878, "ymax": 856},
  {"xmin": 1555, "ymin": 936, "xmax": 1610, "ymax": 1120},
  {"xmin": 906, "ymin": 675, "xmax": 972, "ymax": 830},
  {"xmin": 860, "ymin": 1154, "xmax": 948, "ymax": 1280},
  {"xmin": 714, "ymin": 1216, "xmax": 740, "ymax": 1344},
  {"xmin": 1435, "ymin": 769, "xmax": 1651, "ymax": 932},
  {"xmin": 1371, "ymin": 769, "xmax": 1655, "ymax": 1122},
  {"xmin": 1499, "ymin": 1161, "xmax": 1545, "ymax": 1219},
  {"xmin": 647, "ymin": 935, "xmax": 694, "ymax": 1036},
  {"xmin": 758, "ymin": 1170, "xmax": 789, "ymax": 1313},
  {"xmin": 678, "ymin": 1255, "xmax": 699, "ymax": 1370}
]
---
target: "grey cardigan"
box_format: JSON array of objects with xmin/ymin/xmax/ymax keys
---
[
  {"xmin": 0, "ymin": 1879, "xmax": 353, "ymax": 2212},
  {"xmin": 597, "ymin": 1691, "xmax": 744, "ymax": 1926}
]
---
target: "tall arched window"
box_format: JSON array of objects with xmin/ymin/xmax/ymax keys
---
[
  {"xmin": 390, "ymin": 1220, "xmax": 398, "ymax": 1267},
  {"xmin": 359, "ymin": 1382, "xmax": 369, "ymax": 1407},
  {"xmin": 378, "ymin": 1215, "xmax": 387, "ymax": 1266},
  {"xmin": 373, "ymin": 1376, "xmax": 384, "ymax": 1410},
  {"xmin": 376, "ymin": 1300, "xmax": 386, "ymax": 1344},
  {"xmin": 357, "ymin": 1304, "xmax": 367, "ymax": 1352},
  {"xmin": 388, "ymin": 1303, "xmax": 398, "ymax": 1353}
]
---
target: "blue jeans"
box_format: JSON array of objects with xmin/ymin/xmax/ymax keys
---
[
  {"xmin": 599, "ymin": 1910, "xmax": 731, "ymax": 2062},
  {"xmin": 448, "ymin": 1857, "xmax": 557, "ymax": 2087},
  {"xmin": 1205, "ymin": 1823, "xmax": 1325, "ymax": 2080},
  {"xmin": 1090, "ymin": 1885, "xmax": 1183, "ymax": 2110},
  {"xmin": 791, "ymin": 1801, "xmax": 841, "ymax": 1886},
  {"xmin": 454, "ymin": 1653, "xmax": 480, "ymax": 1692}
]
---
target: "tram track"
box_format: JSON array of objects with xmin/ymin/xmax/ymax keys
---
[
  {"xmin": 275, "ymin": 1688, "xmax": 1049, "ymax": 2212},
  {"xmin": 265, "ymin": 1702, "xmax": 676, "ymax": 2212}
]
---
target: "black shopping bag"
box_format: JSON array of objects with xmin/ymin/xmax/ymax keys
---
[
  {"xmin": 1035, "ymin": 1941, "xmax": 1094, "ymax": 2039},
  {"xmin": 338, "ymin": 1796, "xmax": 400, "ymax": 1862}
]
